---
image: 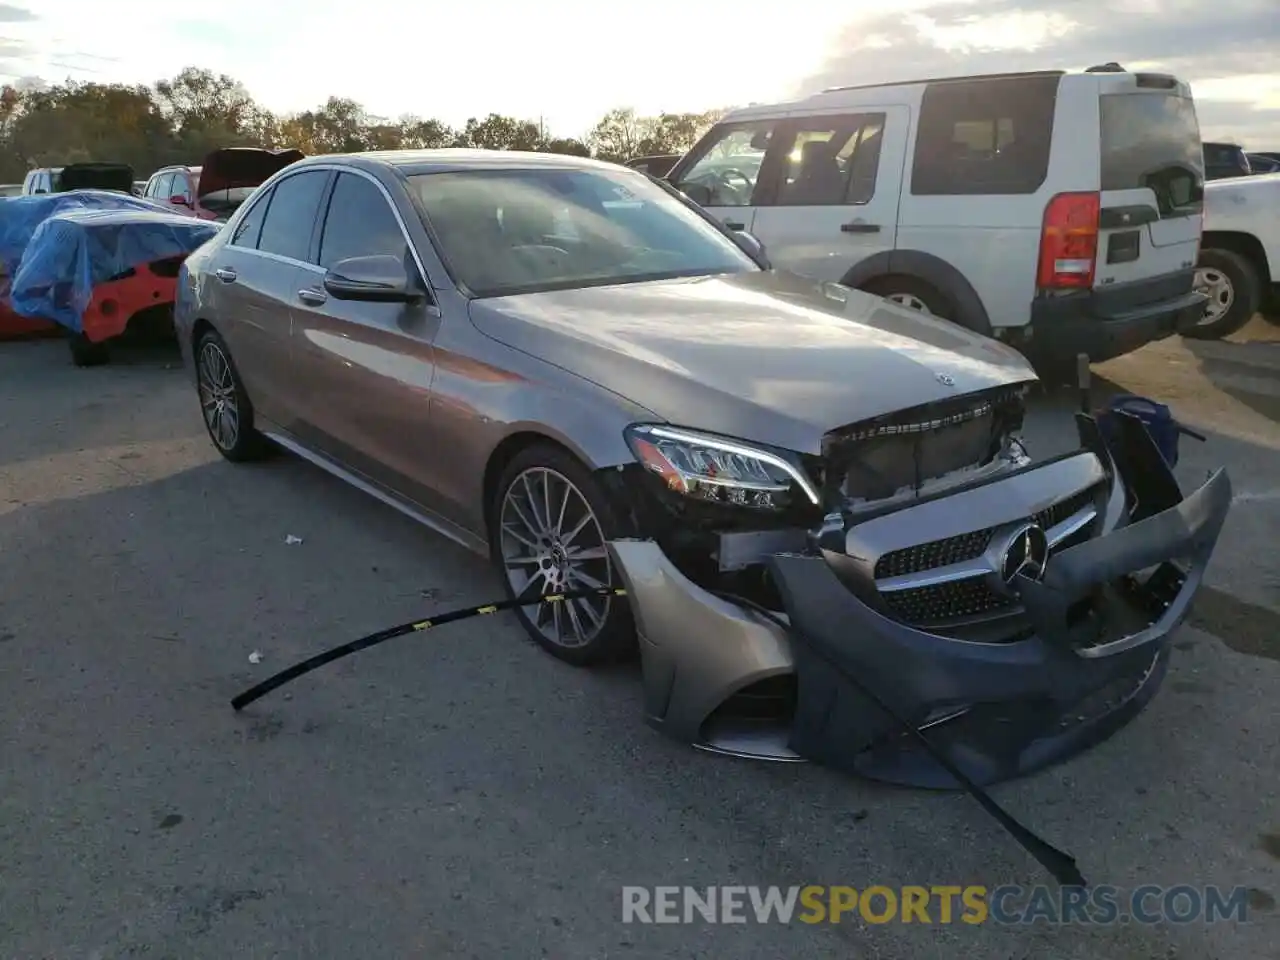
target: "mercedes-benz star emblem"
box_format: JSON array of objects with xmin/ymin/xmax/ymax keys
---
[
  {"xmin": 935, "ymin": 373, "xmax": 956, "ymax": 387},
  {"xmin": 1000, "ymin": 523, "xmax": 1049, "ymax": 584}
]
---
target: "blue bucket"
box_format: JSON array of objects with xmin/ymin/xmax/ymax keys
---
[{"xmin": 1097, "ymin": 394, "xmax": 1183, "ymax": 468}]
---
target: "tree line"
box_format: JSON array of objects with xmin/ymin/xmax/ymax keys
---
[{"xmin": 0, "ymin": 67, "xmax": 728, "ymax": 183}]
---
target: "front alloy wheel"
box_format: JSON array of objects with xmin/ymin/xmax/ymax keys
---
[
  {"xmin": 499, "ymin": 466, "xmax": 613, "ymax": 649},
  {"xmin": 490, "ymin": 444, "xmax": 635, "ymax": 666}
]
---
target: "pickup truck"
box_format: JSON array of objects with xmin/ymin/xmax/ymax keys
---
[{"xmin": 1192, "ymin": 173, "xmax": 1280, "ymax": 339}]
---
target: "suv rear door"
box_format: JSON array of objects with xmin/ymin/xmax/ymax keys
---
[
  {"xmin": 1094, "ymin": 76, "xmax": 1203, "ymax": 292},
  {"xmin": 747, "ymin": 108, "xmax": 905, "ymax": 282}
]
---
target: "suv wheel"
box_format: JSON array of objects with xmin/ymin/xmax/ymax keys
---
[
  {"xmin": 865, "ymin": 277, "xmax": 953, "ymax": 321},
  {"xmin": 1186, "ymin": 249, "xmax": 1260, "ymax": 340},
  {"xmin": 489, "ymin": 443, "xmax": 635, "ymax": 667}
]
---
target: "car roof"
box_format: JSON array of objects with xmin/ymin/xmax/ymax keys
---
[
  {"xmin": 722, "ymin": 66, "xmax": 1187, "ymax": 123},
  {"xmin": 288, "ymin": 149, "xmax": 623, "ymax": 178}
]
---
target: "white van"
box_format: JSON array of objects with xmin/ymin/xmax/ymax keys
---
[{"xmin": 666, "ymin": 66, "xmax": 1208, "ymax": 364}]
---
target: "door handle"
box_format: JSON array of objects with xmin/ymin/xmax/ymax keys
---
[
  {"xmin": 297, "ymin": 288, "xmax": 328, "ymax": 306},
  {"xmin": 841, "ymin": 221, "xmax": 881, "ymax": 234},
  {"xmin": 214, "ymin": 267, "xmax": 238, "ymax": 282},
  {"xmin": 724, "ymin": 220, "xmax": 746, "ymax": 231}
]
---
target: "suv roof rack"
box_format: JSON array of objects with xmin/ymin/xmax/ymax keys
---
[{"xmin": 820, "ymin": 69, "xmax": 1065, "ymax": 95}]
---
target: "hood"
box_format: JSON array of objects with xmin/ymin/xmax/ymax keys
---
[
  {"xmin": 57, "ymin": 162, "xmax": 135, "ymax": 193},
  {"xmin": 196, "ymin": 147, "xmax": 305, "ymax": 199},
  {"xmin": 467, "ymin": 271, "xmax": 1038, "ymax": 455}
]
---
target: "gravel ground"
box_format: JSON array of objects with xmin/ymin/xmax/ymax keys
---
[{"xmin": 1, "ymin": 320, "xmax": 1278, "ymax": 960}]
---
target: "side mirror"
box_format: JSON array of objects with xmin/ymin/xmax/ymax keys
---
[
  {"xmin": 170, "ymin": 193, "xmax": 191, "ymax": 206},
  {"xmin": 323, "ymin": 255, "xmax": 425, "ymax": 304},
  {"xmin": 681, "ymin": 183, "xmax": 713, "ymax": 206},
  {"xmin": 732, "ymin": 230, "xmax": 769, "ymax": 266}
]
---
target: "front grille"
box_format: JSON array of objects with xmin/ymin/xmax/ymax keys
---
[
  {"xmin": 882, "ymin": 577, "xmax": 1012, "ymax": 625},
  {"xmin": 875, "ymin": 529, "xmax": 992, "ymax": 579},
  {"xmin": 873, "ymin": 482, "xmax": 1104, "ymax": 630},
  {"xmin": 873, "ymin": 484, "xmax": 1098, "ymax": 581},
  {"xmin": 1032, "ymin": 486, "xmax": 1097, "ymax": 533}
]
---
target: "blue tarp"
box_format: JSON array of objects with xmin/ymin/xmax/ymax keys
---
[
  {"xmin": 0, "ymin": 190, "xmax": 169, "ymax": 276},
  {"xmin": 3, "ymin": 196, "xmax": 219, "ymax": 332}
]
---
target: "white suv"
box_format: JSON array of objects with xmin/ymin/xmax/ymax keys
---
[{"xmin": 667, "ymin": 66, "xmax": 1208, "ymax": 365}]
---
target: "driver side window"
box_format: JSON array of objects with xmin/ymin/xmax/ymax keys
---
[{"xmin": 675, "ymin": 122, "xmax": 775, "ymax": 207}]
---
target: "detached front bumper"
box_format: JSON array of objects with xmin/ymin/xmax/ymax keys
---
[{"xmin": 606, "ymin": 429, "xmax": 1231, "ymax": 788}]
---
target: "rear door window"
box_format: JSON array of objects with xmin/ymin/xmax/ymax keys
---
[
  {"xmin": 254, "ymin": 170, "xmax": 330, "ymax": 262},
  {"xmin": 910, "ymin": 75, "xmax": 1059, "ymax": 196},
  {"xmin": 317, "ymin": 173, "xmax": 410, "ymax": 269}
]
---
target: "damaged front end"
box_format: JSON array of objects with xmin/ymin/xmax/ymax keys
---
[{"xmin": 604, "ymin": 389, "xmax": 1231, "ymax": 787}]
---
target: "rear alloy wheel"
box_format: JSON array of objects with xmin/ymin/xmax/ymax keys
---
[
  {"xmin": 195, "ymin": 329, "xmax": 271, "ymax": 462},
  {"xmin": 491, "ymin": 445, "xmax": 634, "ymax": 666},
  {"xmin": 1185, "ymin": 249, "xmax": 1260, "ymax": 340}
]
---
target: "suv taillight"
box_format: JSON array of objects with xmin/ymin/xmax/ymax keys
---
[{"xmin": 1037, "ymin": 192, "xmax": 1100, "ymax": 290}]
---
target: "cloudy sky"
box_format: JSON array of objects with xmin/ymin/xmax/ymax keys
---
[{"xmin": 1, "ymin": 0, "xmax": 1277, "ymax": 145}]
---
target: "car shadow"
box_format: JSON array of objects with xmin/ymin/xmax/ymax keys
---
[
  {"xmin": 0, "ymin": 338, "xmax": 191, "ymax": 469},
  {"xmin": 1179, "ymin": 316, "xmax": 1280, "ymax": 424}
]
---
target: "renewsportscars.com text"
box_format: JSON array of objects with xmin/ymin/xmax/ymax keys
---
[{"xmin": 621, "ymin": 885, "xmax": 1253, "ymax": 926}]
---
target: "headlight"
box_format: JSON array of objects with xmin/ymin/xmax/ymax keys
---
[{"xmin": 624, "ymin": 424, "xmax": 820, "ymax": 510}]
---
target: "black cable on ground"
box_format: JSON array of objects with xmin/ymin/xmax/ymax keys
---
[
  {"xmin": 230, "ymin": 582, "xmax": 1085, "ymax": 887},
  {"xmin": 229, "ymin": 586, "xmax": 627, "ymax": 711}
]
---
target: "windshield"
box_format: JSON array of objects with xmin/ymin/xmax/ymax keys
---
[
  {"xmin": 1100, "ymin": 93, "xmax": 1203, "ymax": 209},
  {"xmin": 409, "ymin": 167, "xmax": 758, "ymax": 298}
]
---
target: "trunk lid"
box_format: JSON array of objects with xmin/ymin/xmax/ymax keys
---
[
  {"xmin": 195, "ymin": 147, "xmax": 305, "ymax": 200},
  {"xmin": 56, "ymin": 162, "xmax": 135, "ymax": 193},
  {"xmin": 1093, "ymin": 75, "xmax": 1203, "ymax": 289}
]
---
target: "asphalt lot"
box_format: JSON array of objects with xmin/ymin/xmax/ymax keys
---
[{"xmin": 2, "ymin": 321, "xmax": 1279, "ymax": 960}]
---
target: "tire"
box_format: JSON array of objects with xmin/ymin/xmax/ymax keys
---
[
  {"xmin": 194, "ymin": 327, "xmax": 272, "ymax": 462},
  {"xmin": 69, "ymin": 333, "xmax": 109, "ymax": 367},
  {"xmin": 488, "ymin": 443, "xmax": 635, "ymax": 667},
  {"xmin": 1185, "ymin": 248, "xmax": 1260, "ymax": 341},
  {"xmin": 863, "ymin": 276, "xmax": 955, "ymax": 320}
]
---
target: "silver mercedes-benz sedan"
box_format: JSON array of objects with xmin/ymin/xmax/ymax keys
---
[{"xmin": 175, "ymin": 149, "xmax": 1229, "ymax": 785}]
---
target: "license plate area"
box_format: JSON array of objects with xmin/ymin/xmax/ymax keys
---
[{"xmin": 1107, "ymin": 230, "xmax": 1141, "ymax": 265}]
